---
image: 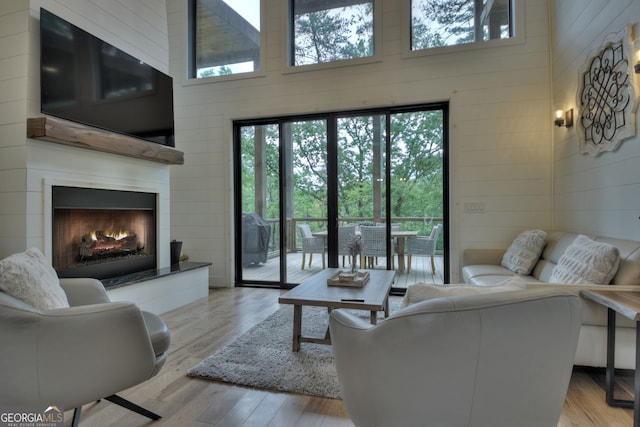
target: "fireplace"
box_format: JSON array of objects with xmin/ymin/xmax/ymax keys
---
[{"xmin": 52, "ymin": 186, "xmax": 157, "ymax": 279}]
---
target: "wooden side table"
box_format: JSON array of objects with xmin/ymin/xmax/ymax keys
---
[{"xmin": 581, "ymin": 290, "xmax": 640, "ymax": 427}]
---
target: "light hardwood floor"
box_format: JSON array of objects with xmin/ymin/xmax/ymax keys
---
[{"xmin": 73, "ymin": 287, "xmax": 635, "ymax": 427}]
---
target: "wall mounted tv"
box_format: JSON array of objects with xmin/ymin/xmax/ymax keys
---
[{"xmin": 40, "ymin": 8, "xmax": 175, "ymax": 147}]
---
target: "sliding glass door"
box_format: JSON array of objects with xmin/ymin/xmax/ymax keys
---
[
  {"xmin": 389, "ymin": 108, "xmax": 445, "ymax": 281},
  {"xmin": 234, "ymin": 103, "xmax": 448, "ymax": 289},
  {"xmin": 284, "ymin": 119, "xmax": 328, "ymax": 283},
  {"xmin": 336, "ymin": 114, "xmax": 390, "ymax": 270},
  {"xmin": 236, "ymin": 123, "xmax": 281, "ymax": 284}
]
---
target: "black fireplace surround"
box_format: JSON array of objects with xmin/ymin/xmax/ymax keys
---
[{"xmin": 52, "ymin": 186, "xmax": 157, "ymax": 280}]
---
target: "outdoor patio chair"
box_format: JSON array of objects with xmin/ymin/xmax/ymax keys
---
[
  {"xmin": 298, "ymin": 224, "xmax": 326, "ymax": 269},
  {"xmin": 406, "ymin": 223, "xmax": 441, "ymax": 274},
  {"xmin": 359, "ymin": 225, "xmax": 394, "ymax": 269},
  {"xmin": 338, "ymin": 225, "xmax": 357, "ymax": 267},
  {"xmin": 375, "ymin": 222, "xmax": 401, "ymax": 264}
]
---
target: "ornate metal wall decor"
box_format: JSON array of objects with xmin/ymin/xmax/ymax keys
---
[{"xmin": 576, "ymin": 28, "xmax": 637, "ymax": 156}]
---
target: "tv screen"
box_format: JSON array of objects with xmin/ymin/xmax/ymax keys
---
[{"xmin": 40, "ymin": 8, "xmax": 175, "ymax": 147}]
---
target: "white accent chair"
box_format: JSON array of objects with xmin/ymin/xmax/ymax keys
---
[
  {"xmin": 359, "ymin": 225, "xmax": 394, "ymax": 269},
  {"xmin": 406, "ymin": 223, "xmax": 441, "ymax": 274},
  {"xmin": 0, "ymin": 277, "xmax": 170, "ymax": 427},
  {"xmin": 297, "ymin": 223, "xmax": 326, "ymax": 269},
  {"xmin": 329, "ymin": 288, "xmax": 581, "ymax": 427}
]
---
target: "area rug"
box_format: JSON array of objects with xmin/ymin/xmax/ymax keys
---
[{"xmin": 187, "ymin": 301, "xmax": 399, "ymax": 399}]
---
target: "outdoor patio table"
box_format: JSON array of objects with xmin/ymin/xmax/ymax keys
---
[{"xmin": 312, "ymin": 229, "xmax": 418, "ymax": 273}]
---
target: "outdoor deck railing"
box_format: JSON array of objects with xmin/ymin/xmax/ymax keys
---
[{"xmin": 261, "ymin": 217, "xmax": 443, "ymax": 256}]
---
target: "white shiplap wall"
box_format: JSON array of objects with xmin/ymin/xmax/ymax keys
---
[
  {"xmin": 0, "ymin": 1, "xmax": 29, "ymax": 256},
  {"xmin": 0, "ymin": 0, "xmax": 173, "ymax": 269},
  {"xmin": 551, "ymin": 0, "xmax": 640, "ymax": 240},
  {"xmin": 167, "ymin": 0, "xmax": 553, "ymax": 284}
]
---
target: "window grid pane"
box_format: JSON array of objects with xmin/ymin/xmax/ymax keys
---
[
  {"xmin": 411, "ymin": 0, "xmax": 512, "ymax": 51},
  {"xmin": 292, "ymin": 0, "xmax": 374, "ymax": 66},
  {"xmin": 193, "ymin": 0, "xmax": 260, "ymax": 78}
]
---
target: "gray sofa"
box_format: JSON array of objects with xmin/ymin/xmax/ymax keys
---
[{"xmin": 462, "ymin": 230, "xmax": 640, "ymax": 369}]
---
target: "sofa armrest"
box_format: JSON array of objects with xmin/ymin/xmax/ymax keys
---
[
  {"xmin": 59, "ymin": 277, "xmax": 111, "ymax": 306},
  {"xmin": 462, "ymin": 248, "xmax": 505, "ymax": 267}
]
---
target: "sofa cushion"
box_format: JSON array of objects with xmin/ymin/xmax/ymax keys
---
[
  {"xmin": 462, "ymin": 264, "xmax": 513, "ymax": 283},
  {"xmin": 549, "ymin": 235, "xmax": 620, "ymax": 285},
  {"xmin": 501, "ymin": 230, "xmax": 547, "ymax": 275},
  {"xmin": 0, "ymin": 248, "xmax": 69, "ymax": 310},
  {"xmin": 469, "ymin": 274, "xmax": 543, "ymax": 286}
]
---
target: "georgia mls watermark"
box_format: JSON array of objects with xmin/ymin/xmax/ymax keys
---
[{"xmin": 0, "ymin": 406, "xmax": 64, "ymax": 427}]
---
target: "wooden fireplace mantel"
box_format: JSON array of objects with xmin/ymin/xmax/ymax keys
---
[{"xmin": 27, "ymin": 116, "xmax": 184, "ymax": 165}]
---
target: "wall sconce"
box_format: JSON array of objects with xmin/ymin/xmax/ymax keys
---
[{"xmin": 554, "ymin": 105, "xmax": 574, "ymax": 128}]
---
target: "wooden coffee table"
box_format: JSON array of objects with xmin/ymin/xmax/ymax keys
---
[{"xmin": 278, "ymin": 268, "xmax": 396, "ymax": 351}]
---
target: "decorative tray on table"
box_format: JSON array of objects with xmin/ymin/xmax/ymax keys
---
[{"xmin": 327, "ymin": 271, "xmax": 370, "ymax": 287}]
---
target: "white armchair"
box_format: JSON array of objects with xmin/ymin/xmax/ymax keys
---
[
  {"xmin": 329, "ymin": 288, "xmax": 581, "ymax": 427},
  {"xmin": 0, "ymin": 277, "xmax": 170, "ymax": 426}
]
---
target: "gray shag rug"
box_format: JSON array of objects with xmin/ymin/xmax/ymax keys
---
[{"xmin": 187, "ymin": 302, "xmax": 399, "ymax": 399}]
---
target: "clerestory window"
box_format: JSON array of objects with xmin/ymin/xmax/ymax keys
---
[
  {"xmin": 189, "ymin": 0, "xmax": 261, "ymax": 78},
  {"xmin": 290, "ymin": 0, "xmax": 375, "ymax": 66},
  {"xmin": 410, "ymin": 0, "xmax": 513, "ymax": 51}
]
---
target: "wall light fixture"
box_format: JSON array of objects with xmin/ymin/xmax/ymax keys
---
[
  {"xmin": 554, "ymin": 105, "xmax": 573, "ymax": 128},
  {"xmin": 634, "ymin": 38, "xmax": 640, "ymax": 73}
]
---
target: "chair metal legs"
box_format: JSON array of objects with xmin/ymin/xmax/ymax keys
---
[
  {"xmin": 104, "ymin": 394, "xmax": 161, "ymax": 420},
  {"xmin": 71, "ymin": 395, "xmax": 161, "ymax": 425},
  {"xmin": 71, "ymin": 408, "xmax": 82, "ymax": 427}
]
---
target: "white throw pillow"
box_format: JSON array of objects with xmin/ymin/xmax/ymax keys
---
[
  {"xmin": 0, "ymin": 248, "xmax": 69, "ymax": 310},
  {"xmin": 501, "ymin": 230, "xmax": 547, "ymax": 275},
  {"xmin": 548, "ymin": 235, "xmax": 620, "ymax": 285},
  {"xmin": 400, "ymin": 276, "xmax": 527, "ymax": 308}
]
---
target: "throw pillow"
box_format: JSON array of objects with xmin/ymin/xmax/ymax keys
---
[
  {"xmin": 0, "ymin": 248, "xmax": 69, "ymax": 310},
  {"xmin": 400, "ymin": 276, "xmax": 527, "ymax": 308},
  {"xmin": 548, "ymin": 235, "xmax": 620, "ymax": 285},
  {"xmin": 501, "ymin": 230, "xmax": 547, "ymax": 275}
]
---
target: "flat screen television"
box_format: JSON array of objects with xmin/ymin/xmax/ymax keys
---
[{"xmin": 40, "ymin": 8, "xmax": 175, "ymax": 147}]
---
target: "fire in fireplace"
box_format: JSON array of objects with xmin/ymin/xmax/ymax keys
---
[
  {"xmin": 52, "ymin": 186, "xmax": 157, "ymax": 279},
  {"xmin": 80, "ymin": 228, "xmax": 144, "ymax": 260}
]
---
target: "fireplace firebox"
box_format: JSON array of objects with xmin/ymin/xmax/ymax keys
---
[{"xmin": 52, "ymin": 186, "xmax": 157, "ymax": 279}]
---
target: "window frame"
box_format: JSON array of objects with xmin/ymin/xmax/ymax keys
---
[
  {"xmin": 284, "ymin": 0, "xmax": 383, "ymax": 73},
  {"xmin": 187, "ymin": 0, "xmax": 266, "ymax": 82},
  {"xmin": 401, "ymin": 0, "xmax": 525, "ymax": 59}
]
